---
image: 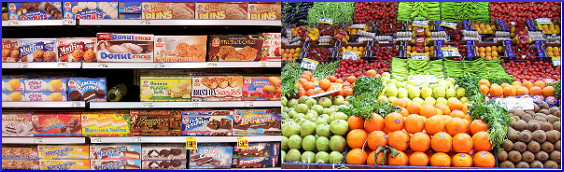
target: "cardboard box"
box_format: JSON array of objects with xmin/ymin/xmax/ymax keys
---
[
  {"xmin": 89, "ymin": 144, "xmax": 141, "ymax": 160},
  {"xmin": 191, "ymin": 75, "xmax": 243, "ymax": 101},
  {"xmin": 38, "ymin": 145, "xmax": 90, "ymax": 160},
  {"xmin": 141, "ymin": 144, "xmax": 186, "ymax": 161},
  {"xmin": 119, "ymin": 2, "xmax": 141, "ymax": 13},
  {"xmin": 8, "ymin": 2, "xmax": 62, "ymax": 20},
  {"xmin": 81, "ymin": 111, "xmax": 131, "ymax": 137},
  {"xmin": 130, "ymin": 110, "xmax": 181, "ymax": 136},
  {"xmin": 39, "ymin": 160, "xmax": 90, "ymax": 170},
  {"xmin": 57, "ymin": 37, "xmax": 97, "ymax": 62},
  {"xmin": 261, "ymin": 33, "xmax": 281, "ymax": 61},
  {"xmin": 32, "ymin": 112, "xmax": 82, "ymax": 136},
  {"xmin": 248, "ymin": 3, "xmax": 280, "ymax": 20},
  {"xmin": 2, "ymin": 75, "xmax": 25, "ymax": 101},
  {"xmin": 139, "ymin": 76, "xmax": 191, "ymax": 102},
  {"xmin": 231, "ymin": 156, "xmax": 279, "ymax": 168},
  {"xmin": 62, "ymin": 2, "xmax": 118, "ymax": 19},
  {"xmin": 242, "ymin": 76, "xmax": 281, "ymax": 101},
  {"xmin": 24, "ymin": 91, "xmax": 67, "ymax": 101},
  {"xmin": 119, "ymin": 13, "xmax": 141, "ymax": 19},
  {"xmin": 142, "ymin": 160, "xmax": 186, "ymax": 169},
  {"xmin": 208, "ymin": 34, "xmax": 264, "ymax": 62},
  {"xmin": 188, "ymin": 143, "xmax": 233, "ymax": 169},
  {"xmin": 67, "ymin": 77, "xmax": 107, "ymax": 102},
  {"xmin": 18, "ymin": 38, "xmax": 58, "ymax": 62},
  {"xmin": 2, "ymin": 38, "xmax": 19, "ymax": 62},
  {"xmin": 2, "ymin": 145, "xmax": 38, "ymax": 160},
  {"xmin": 195, "ymin": 3, "xmax": 247, "ymax": 20},
  {"xmin": 2, "ymin": 112, "xmax": 33, "ymax": 136},
  {"xmin": 154, "ymin": 35, "xmax": 207, "ymax": 62},
  {"xmin": 142, "ymin": 2, "xmax": 195, "ymax": 19},
  {"xmin": 91, "ymin": 159, "xmax": 141, "ymax": 170},
  {"xmin": 96, "ymin": 33, "xmax": 154, "ymax": 63},
  {"xmin": 2, "ymin": 160, "xmax": 39, "ymax": 170},
  {"xmin": 233, "ymin": 142, "xmax": 280, "ymax": 158},
  {"xmin": 25, "ymin": 77, "xmax": 67, "ymax": 92},
  {"xmin": 233, "ymin": 109, "xmax": 281, "ymax": 136},
  {"xmin": 181, "ymin": 110, "xmax": 233, "ymax": 136}
]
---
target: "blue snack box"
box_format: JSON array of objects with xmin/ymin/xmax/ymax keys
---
[
  {"xmin": 62, "ymin": 2, "xmax": 118, "ymax": 19},
  {"xmin": 231, "ymin": 156, "xmax": 279, "ymax": 168},
  {"xmin": 119, "ymin": 13, "xmax": 142, "ymax": 19},
  {"xmin": 18, "ymin": 38, "xmax": 58, "ymax": 62},
  {"xmin": 91, "ymin": 159, "xmax": 141, "ymax": 170},
  {"xmin": 233, "ymin": 142, "xmax": 280, "ymax": 158},
  {"xmin": 181, "ymin": 110, "xmax": 233, "ymax": 136},
  {"xmin": 8, "ymin": 2, "xmax": 63, "ymax": 20},
  {"xmin": 67, "ymin": 77, "xmax": 107, "ymax": 102},
  {"xmin": 188, "ymin": 143, "xmax": 233, "ymax": 169},
  {"xmin": 119, "ymin": 2, "xmax": 141, "ymax": 13},
  {"xmin": 232, "ymin": 109, "xmax": 281, "ymax": 136}
]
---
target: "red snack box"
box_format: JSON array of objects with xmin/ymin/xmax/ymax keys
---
[{"xmin": 32, "ymin": 112, "xmax": 82, "ymax": 137}]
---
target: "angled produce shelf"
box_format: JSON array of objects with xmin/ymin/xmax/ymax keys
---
[
  {"xmin": 90, "ymin": 136, "xmax": 281, "ymax": 143},
  {"xmin": 2, "ymin": 101, "xmax": 85, "ymax": 108},
  {"xmin": 2, "ymin": 62, "xmax": 82, "ymax": 69},
  {"xmin": 82, "ymin": 61, "xmax": 281, "ymax": 69},
  {"xmin": 2, "ymin": 137, "xmax": 86, "ymax": 144},
  {"xmin": 78, "ymin": 19, "xmax": 281, "ymax": 26},
  {"xmin": 88, "ymin": 101, "xmax": 281, "ymax": 109}
]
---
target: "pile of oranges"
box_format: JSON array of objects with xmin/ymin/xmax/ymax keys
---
[
  {"xmin": 296, "ymin": 69, "xmax": 380, "ymax": 98},
  {"xmin": 343, "ymin": 98, "xmax": 496, "ymax": 167},
  {"xmin": 479, "ymin": 79, "xmax": 556, "ymax": 98}
]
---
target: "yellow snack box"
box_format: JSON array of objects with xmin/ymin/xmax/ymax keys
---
[
  {"xmin": 140, "ymin": 76, "xmax": 191, "ymax": 102},
  {"xmin": 39, "ymin": 160, "xmax": 90, "ymax": 170},
  {"xmin": 38, "ymin": 145, "xmax": 89, "ymax": 160},
  {"xmin": 81, "ymin": 111, "xmax": 131, "ymax": 137}
]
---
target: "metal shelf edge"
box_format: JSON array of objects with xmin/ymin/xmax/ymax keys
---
[
  {"xmin": 88, "ymin": 101, "xmax": 281, "ymax": 109},
  {"xmin": 2, "ymin": 62, "xmax": 82, "ymax": 69},
  {"xmin": 90, "ymin": 136, "xmax": 280, "ymax": 143},
  {"xmin": 2, "ymin": 137, "xmax": 86, "ymax": 144},
  {"xmin": 2, "ymin": 101, "xmax": 85, "ymax": 108}
]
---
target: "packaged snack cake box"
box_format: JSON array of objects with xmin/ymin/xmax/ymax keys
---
[
  {"xmin": 247, "ymin": 3, "xmax": 281, "ymax": 20},
  {"xmin": 18, "ymin": 38, "xmax": 58, "ymax": 62},
  {"xmin": 89, "ymin": 144, "xmax": 141, "ymax": 160},
  {"xmin": 242, "ymin": 76, "xmax": 281, "ymax": 101},
  {"xmin": 24, "ymin": 76, "xmax": 67, "ymax": 102},
  {"xmin": 2, "ymin": 75, "xmax": 25, "ymax": 101},
  {"xmin": 142, "ymin": 3, "xmax": 195, "ymax": 19},
  {"xmin": 231, "ymin": 156, "xmax": 279, "ymax": 168},
  {"xmin": 191, "ymin": 75, "xmax": 244, "ymax": 101},
  {"xmin": 139, "ymin": 75, "xmax": 191, "ymax": 102},
  {"xmin": 154, "ymin": 35, "xmax": 207, "ymax": 62},
  {"xmin": 142, "ymin": 160, "xmax": 186, "ymax": 170},
  {"xmin": 233, "ymin": 142, "xmax": 280, "ymax": 158},
  {"xmin": 67, "ymin": 77, "xmax": 107, "ymax": 102},
  {"xmin": 181, "ymin": 110, "xmax": 233, "ymax": 136},
  {"xmin": 96, "ymin": 33, "xmax": 154, "ymax": 63},
  {"xmin": 2, "ymin": 111, "xmax": 34, "ymax": 136},
  {"xmin": 32, "ymin": 112, "xmax": 82, "ymax": 137},
  {"xmin": 232, "ymin": 109, "xmax": 281, "ymax": 136},
  {"xmin": 130, "ymin": 110, "xmax": 182, "ymax": 136},
  {"xmin": 81, "ymin": 110, "xmax": 131, "ymax": 137},
  {"xmin": 62, "ymin": 2, "xmax": 118, "ymax": 19},
  {"xmin": 3, "ymin": 145, "xmax": 39, "ymax": 160},
  {"xmin": 208, "ymin": 34, "xmax": 264, "ymax": 62},
  {"xmin": 57, "ymin": 37, "xmax": 97, "ymax": 62},
  {"xmin": 195, "ymin": 3, "xmax": 247, "ymax": 19},
  {"xmin": 261, "ymin": 33, "xmax": 281, "ymax": 61},
  {"xmin": 188, "ymin": 143, "xmax": 233, "ymax": 169},
  {"xmin": 8, "ymin": 2, "xmax": 62, "ymax": 20},
  {"xmin": 2, "ymin": 160, "xmax": 40, "ymax": 170},
  {"xmin": 118, "ymin": 2, "xmax": 142, "ymax": 19},
  {"xmin": 141, "ymin": 144, "xmax": 186, "ymax": 161},
  {"xmin": 39, "ymin": 160, "xmax": 90, "ymax": 170},
  {"xmin": 2, "ymin": 38, "xmax": 19, "ymax": 62},
  {"xmin": 38, "ymin": 145, "xmax": 90, "ymax": 160},
  {"xmin": 91, "ymin": 159, "xmax": 141, "ymax": 170}
]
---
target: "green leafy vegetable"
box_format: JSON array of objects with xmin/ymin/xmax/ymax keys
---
[
  {"xmin": 281, "ymin": 63, "xmax": 304, "ymax": 98},
  {"xmin": 339, "ymin": 76, "xmax": 399, "ymax": 119}
]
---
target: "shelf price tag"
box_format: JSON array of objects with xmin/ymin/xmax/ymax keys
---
[
  {"xmin": 318, "ymin": 18, "xmax": 333, "ymax": 25},
  {"xmin": 33, "ymin": 137, "xmax": 43, "ymax": 143},
  {"xmin": 71, "ymin": 101, "xmax": 82, "ymax": 107},
  {"xmin": 186, "ymin": 137, "xmax": 197, "ymax": 150},
  {"xmin": 133, "ymin": 137, "xmax": 142, "ymax": 142},
  {"xmin": 207, "ymin": 62, "xmax": 218, "ymax": 67},
  {"xmin": 18, "ymin": 62, "xmax": 28, "ymax": 68},
  {"xmin": 98, "ymin": 63, "xmax": 109, "ymax": 68},
  {"xmin": 441, "ymin": 47, "xmax": 461, "ymax": 57},
  {"xmin": 411, "ymin": 53, "xmax": 428, "ymax": 60},
  {"xmin": 244, "ymin": 101, "xmax": 254, "ymax": 107},
  {"xmin": 57, "ymin": 62, "xmax": 68, "ymax": 67},
  {"xmin": 91, "ymin": 138, "xmax": 101, "ymax": 143},
  {"xmin": 553, "ymin": 57, "xmax": 561, "ymax": 67},
  {"xmin": 494, "ymin": 97, "xmax": 534, "ymax": 110},
  {"xmin": 154, "ymin": 63, "xmax": 165, "ymax": 68},
  {"xmin": 237, "ymin": 136, "xmax": 248, "ymax": 149},
  {"xmin": 300, "ymin": 58, "xmax": 319, "ymax": 70},
  {"xmin": 535, "ymin": 18, "xmax": 552, "ymax": 24},
  {"xmin": 192, "ymin": 102, "xmax": 201, "ymax": 107},
  {"xmin": 9, "ymin": 20, "xmax": 18, "ymax": 26},
  {"xmin": 258, "ymin": 61, "xmax": 267, "ymax": 67},
  {"xmin": 440, "ymin": 22, "xmax": 457, "ymax": 30},
  {"xmin": 143, "ymin": 102, "xmax": 154, "ymax": 108},
  {"xmin": 342, "ymin": 50, "xmax": 360, "ymax": 60},
  {"xmin": 140, "ymin": 20, "xmax": 151, "ymax": 25},
  {"xmin": 413, "ymin": 20, "xmax": 428, "ymax": 27}
]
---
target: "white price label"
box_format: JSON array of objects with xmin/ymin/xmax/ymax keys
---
[
  {"xmin": 154, "ymin": 63, "xmax": 165, "ymax": 68},
  {"xmin": 57, "ymin": 62, "xmax": 68, "ymax": 67},
  {"xmin": 350, "ymin": 24, "xmax": 366, "ymax": 29},
  {"xmin": 441, "ymin": 47, "xmax": 461, "ymax": 57},
  {"xmin": 192, "ymin": 102, "xmax": 200, "ymax": 107},
  {"xmin": 342, "ymin": 51, "xmax": 360, "ymax": 60},
  {"xmin": 71, "ymin": 101, "xmax": 82, "ymax": 107},
  {"xmin": 409, "ymin": 75, "xmax": 437, "ymax": 84},
  {"xmin": 140, "ymin": 20, "xmax": 151, "ymax": 25},
  {"xmin": 9, "ymin": 20, "xmax": 18, "ymax": 26},
  {"xmin": 133, "ymin": 137, "xmax": 142, "ymax": 142},
  {"xmin": 63, "ymin": 19, "xmax": 75, "ymax": 25},
  {"xmin": 411, "ymin": 53, "xmax": 429, "ymax": 60},
  {"xmin": 413, "ymin": 20, "xmax": 428, "ymax": 27},
  {"xmin": 207, "ymin": 62, "xmax": 218, "ymax": 67},
  {"xmin": 244, "ymin": 101, "xmax": 254, "ymax": 107},
  {"xmin": 33, "ymin": 138, "xmax": 43, "ymax": 143},
  {"xmin": 495, "ymin": 98, "xmax": 534, "ymax": 110},
  {"xmin": 143, "ymin": 102, "xmax": 154, "ymax": 108},
  {"xmin": 553, "ymin": 57, "xmax": 561, "ymax": 67},
  {"xmin": 91, "ymin": 138, "xmax": 101, "ymax": 143},
  {"xmin": 300, "ymin": 58, "xmax": 319, "ymax": 70},
  {"xmin": 318, "ymin": 18, "xmax": 333, "ymax": 24},
  {"xmin": 258, "ymin": 61, "xmax": 267, "ymax": 67},
  {"xmin": 440, "ymin": 22, "xmax": 458, "ymax": 29},
  {"xmin": 535, "ymin": 18, "xmax": 552, "ymax": 24},
  {"xmin": 18, "ymin": 62, "xmax": 28, "ymax": 68},
  {"xmin": 98, "ymin": 63, "xmax": 109, "ymax": 68}
]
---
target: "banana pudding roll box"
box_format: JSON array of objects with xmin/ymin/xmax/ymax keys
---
[
  {"xmin": 2, "ymin": 75, "xmax": 25, "ymax": 101},
  {"xmin": 140, "ymin": 75, "xmax": 191, "ymax": 102}
]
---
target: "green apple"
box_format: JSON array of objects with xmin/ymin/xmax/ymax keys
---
[
  {"xmin": 429, "ymin": 84, "xmax": 438, "ymax": 90},
  {"xmin": 436, "ymin": 97, "xmax": 448, "ymax": 105},
  {"xmin": 381, "ymin": 72, "xmax": 391, "ymax": 79},
  {"xmin": 398, "ymin": 88, "xmax": 408, "ymax": 98},
  {"xmin": 407, "ymin": 80, "xmax": 417, "ymax": 86},
  {"xmin": 396, "ymin": 81, "xmax": 407, "ymax": 88},
  {"xmin": 385, "ymin": 86, "xmax": 398, "ymax": 97},
  {"xmin": 456, "ymin": 87, "xmax": 466, "ymax": 98},
  {"xmin": 448, "ymin": 97, "xmax": 459, "ymax": 104},
  {"xmin": 396, "ymin": 77, "xmax": 405, "ymax": 82},
  {"xmin": 408, "ymin": 86, "xmax": 421, "ymax": 99},
  {"xmin": 378, "ymin": 95, "xmax": 388, "ymax": 102},
  {"xmin": 433, "ymin": 87, "xmax": 446, "ymax": 98},
  {"xmin": 412, "ymin": 97, "xmax": 424, "ymax": 105},
  {"xmin": 460, "ymin": 97, "xmax": 469, "ymax": 103},
  {"xmin": 438, "ymin": 81, "xmax": 450, "ymax": 90},
  {"xmin": 446, "ymin": 87, "xmax": 456, "ymax": 98},
  {"xmin": 425, "ymin": 97, "xmax": 436, "ymax": 105},
  {"xmin": 388, "ymin": 96, "xmax": 398, "ymax": 104},
  {"xmin": 421, "ymin": 87, "xmax": 433, "ymax": 98}
]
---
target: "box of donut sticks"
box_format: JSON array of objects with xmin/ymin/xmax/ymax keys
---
[{"xmin": 96, "ymin": 33, "xmax": 154, "ymax": 63}]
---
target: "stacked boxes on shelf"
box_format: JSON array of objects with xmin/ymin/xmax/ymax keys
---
[
  {"xmin": 141, "ymin": 144, "xmax": 186, "ymax": 169},
  {"xmin": 38, "ymin": 145, "xmax": 91, "ymax": 170},
  {"xmin": 90, "ymin": 144, "xmax": 142, "ymax": 170}
]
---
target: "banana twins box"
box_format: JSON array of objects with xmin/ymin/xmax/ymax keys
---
[
  {"xmin": 39, "ymin": 160, "xmax": 90, "ymax": 170},
  {"xmin": 81, "ymin": 111, "xmax": 131, "ymax": 137},
  {"xmin": 38, "ymin": 145, "xmax": 90, "ymax": 160},
  {"xmin": 140, "ymin": 75, "xmax": 191, "ymax": 102}
]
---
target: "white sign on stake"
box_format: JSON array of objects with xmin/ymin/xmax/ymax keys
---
[{"xmin": 495, "ymin": 97, "xmax": 534, "ymax": 110}]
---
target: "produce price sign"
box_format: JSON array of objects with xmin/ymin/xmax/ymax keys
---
[
  {"xmin": 413, "ymin": 20, "xmax": 428, "ymax": 27},
  {"xmin": 350, "ymin": 24, "xmax": 366, "ymax": 29},
  {"xmin": 440, "ymin": 22, "xmax": 457, "ymax": 30},
  {"xmin": 409, "ymin": 75, "xmax": 438, "ymax": 85},
  {"xmin": 318, "ymin": 18, "xmax": 333, "ymax": 25},
  {"xmin": 411, "ymin": 53, "xmax": 429, "ymax": 60},
  {"xmin": 186, "ymin": 137, "xmax": 197, "ymax": 150},
  {"xmin": 441, "ymin": 47, "xmax": 461, "ymax": 57},
  {"xmin": 553, "ymin": 57, "xmax": 561, "ymax": 67},
  {"xmin": 300, "ymin": 58, "xmax": 319, "ymax": 70},
  {"xmin": 494, "ymin": 97, "xmax": 534, "ymax": 110},
  {"xmin": 535, "ymin": 18, "xmax": 552, "ymax": 24},
  {"xmin": 342, "ymin": 50, "xmax": 361, "ymax": 60}
]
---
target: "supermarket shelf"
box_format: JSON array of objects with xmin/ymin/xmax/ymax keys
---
[
  {"xmin": 82, "ymin": 61, "xmax": 281, "ymax": 69},
  {"xmin": 282, "ymin": 163, "xmax": 487, "ymax": 169},
  {"xmin": 2, "ymin": 101, "xmax": 85, "ymax": 108},
  {"xmin": 2, "ymin": 137, "xmax": 86, "ymax": 144},
  {"xmin": 2, "ymin": 62, "xmax": 81, "ymax": 69},
  {"xmin": 89, "ymin": 101, "xmax": 281, "ymax": 109},
  {"xmin": 90, "ymin": 136, "xmax": 281, "ymax": 143},
  {"xmin": 2, "ymin": 20, "xmax": 75, "ymax": 27},
  {"xmin": 79, "ymin": 19, "xmax": 281, "ymax": 26}
]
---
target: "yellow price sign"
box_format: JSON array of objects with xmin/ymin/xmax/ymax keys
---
[
  {"xmin": 186, "ymin": 137, "xmax": 197, "ymax": 150},
  {"xmin": 237, "ymin": 136, "xmax": 248, "ymax": 149}
]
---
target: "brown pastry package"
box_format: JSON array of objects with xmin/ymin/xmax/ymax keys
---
[
  {"xmin": 130, "ymin": 110, "xmax": 181, "ymax": 136},
  {"xmin": 208, "ymin": 34, "xmax": 264, "ymax": 62}
]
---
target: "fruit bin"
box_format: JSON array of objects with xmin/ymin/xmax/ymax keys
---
[
  {"xmin": 281, "ymin": 45, "xmax": 303, "ymax": 62},
  {"xmin": 363, "ymin": 43, "xmax": 399, "ymax": 61},
  {"xmin": 299, "ymin": 43, "xmax": 339, "ymax": 62}
]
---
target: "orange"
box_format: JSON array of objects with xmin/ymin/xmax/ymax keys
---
[
  {"xmin": 306, "ymin": 89, "xmax": 316, "ymax": 96},
  {"xmin": 327, "ymin": 76, "xmax": 337, "ymax": 82},
  {"xmin": 529, "ymin": 86, "xmax": 543, "ymax": 95},
  {"xmin": 523, "ymin": 80, "xmax": 534, "ymax": 89},
  {"xmin": 399, "ymin": 108, "xmax": 409, "ymax": 117},
  {"xmin": 462, "ymin": 103, "xmax": 469, "ymax": 114},
  {"xmin": 534, "ymin": 80, "xmax": 546, "ymax": 89},
  {"xmin": 479, "ymin": 79, "xmax": 490, "ymax": 88},
  {"xmin": 298, "ymin": 88, "xmax": 306, "ymax": 97},
  {"xmin": 319, "ymin": 79, "xmax": 331, "ymax": 90},
  {"xmin": 472, "ymin": 131, "xmax": 492, "ymax": 151},
  {"xmin": 420, "ymin": 102, "xmax": 437, "ymax": 118},
  {"xmin": 445, "ymin": 118, "xmax": 467, "ymax": 136},
  {"xmin": 300, "ymin": 74, "xmax": 311, "ymax": 81},
  {"xmin": 347, "ymin": 129, "xmax": 368, "ymax": 149},
  {"xmin": 367, "ymin": 151, "xmax": 386, "ymax": 165},
  {"xmin": 452, "ymin": 153, "xmax": 473, "ymax": 167},
  {"xmin": 447, "ymin": 100, "xmax": 463, "ymax": 111},
  {"xmin": 392, "ymin": 98, "xmax": 409, "ymax": 108},
  {"xmin": 367, "ymin": 131, "xmax": 387, "ymax": 150},
  {"xmin": 335, "ymin": 79, "xmax": 344, "ymax": 83},
  {"xmin": 473, "ymin": 151, "xmax": 495, "ymax": 167},
  {"xmin": 384, "ymin": 112, "xmax": 404, "ymax": 132},
  {"xmin": 388, "ymin": 151, "xmax": 409, "ymax": 165},
  {"xmin": 410, "ymin": 132, "xmax": 431, "ymax": 152},
  {"xmin": 303, "ymin": 71, "xmax": 312, "ymax": 78},
  {"xmin": 470, "ymin": 119, "xmax": 488, "ymax": 135},
  {"xmin": 479, "ymin": 85, "xmax": 489, "ymax": 96},
  {"xmin": 348, "ymin": 116, "xmax": 365, "ymax": 130},
  {"xmin": 347, "ymin": 76, "xmax": 357, "ymax": 83},
  {"xmin": 317, "ymin": 89, "xmax": 325, "ymax": 94},
  {"xmin": 489, "ymin": 84, "xmax": 503, "ymax": 97},
  {"xmin": 512, "ymin": 81, "xmax": 522, "ymax": 86},
  {"xmin": 431, "ymin": 132, "xmax": 452, "ymax": 153},
  {"xmin": 430, "ymin": 152, "xmax": 451, "ymax": 167},
  {"xmin": 405, "ymin": 114, "xmax": 425, "ymax": 133},
  {"xmin": 364, "ymin": 114, "xmax": 384, "ymax": 133},
  {"xmin": 543, "ymin": 86, "xmax": 555, "ymax": 97},
  {"xmin": 450, "ymin": 110, "xmax": 466, "ymax": 119},
  {"xmin": 303, "ymin": 82, "xmax": 315, "ymax": 91},
  {"xmin": 500, "ymin": 83, "xmax": 510, "ymax": 89},
  {"xmin": 407, "ymin": 101, "xmax": 421, "ymax": 115},
  {"xmin": 516, "ymin": 86, "xmax": 529, "ymax": 95},
  {"xmin": 366, "ymin": 69, "xmax": 377, "ymax": 77},
  {"xmin": 503, "ymin": 85, "xmax": 517, "ymax": 97},
  {"xmin": 452, "ymin": 133, "xmax": 473, "ymax": 153},
  {"xmin": 388, "ymin": 130, "xmax": 410, "ymax": 151},
  {"xmin": 425, "ymin": 116, "xmax": 445, "ymax": 135},
  {"xmin": 346, "ymin": 148, "xmax": 367, "ymax": 165},
  {"xmin": 435, "ymin": 103, "xmax": 451, "ymax": 117},
  {"xmin": 409, "ymin": 152, "xmax": 429, "ymax": 166},
  {"xmin": 343, "ymin": 81, "xmax": 351, "ymax": 87}
]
